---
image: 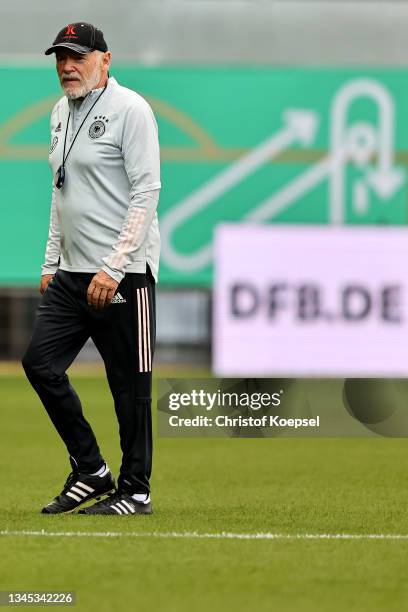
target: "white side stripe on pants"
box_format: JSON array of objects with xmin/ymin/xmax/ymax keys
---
[
  {"xmin": 136, "ymin": 289, "xmax": 143, "ymax": 372},
  {"xmin": 136, "ymin": 287, "xmax": 151, "ymax": 372},
  {"xmin": 144, "ymin": 287, "xmax": 151, "ymax": 372},
  {"xmin": 141, "ymin": 288, "xmax": 148, "ymax": 372}
]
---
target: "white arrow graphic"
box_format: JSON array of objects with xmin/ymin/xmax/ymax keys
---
[
  {"xmin": 367, "ymin": 165, "xmax": 404, "ymax": 200},
  {"xmin": 162, "ymin": 79, "xmax": 405, "ymax": 274},
  {"xmin": 248, "ymin": 81, "xmax": 406, "ymax": 225},
  {"xmin": 331, "ymin": 79, "xmax": 405, "ymax": 221},
  {"xmin": 161, "ymin": 110, "xmax": 319, "ymax": 272},
  {"xmin": 247, "ymin": 144, "xmax": 349, "ymax": 222}
]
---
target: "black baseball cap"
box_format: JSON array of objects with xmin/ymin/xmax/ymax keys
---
[{"xmin": 45, "ymin": 22, "xmax": 108, "ymax": 56}]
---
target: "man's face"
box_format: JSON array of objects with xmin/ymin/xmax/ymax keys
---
[{"xmin": 55, "ymin": 50, "xmax": 107, "ymax": 99}]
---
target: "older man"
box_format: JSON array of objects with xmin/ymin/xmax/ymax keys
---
[{"xmin": 22, "ymin": 23, "xmax": 161, "ymax": 515}]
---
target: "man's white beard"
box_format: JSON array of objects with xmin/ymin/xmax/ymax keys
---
[{"xmin": 61, "ymin": 63, "xmax": 103, "ymax": 99}]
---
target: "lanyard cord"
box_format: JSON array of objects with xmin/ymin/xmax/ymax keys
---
[{"xmin": 61, "ymin": 84, "xmax": 108, "ymax": 169}]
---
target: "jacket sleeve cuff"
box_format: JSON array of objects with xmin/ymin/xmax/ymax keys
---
[
  {"xmin": 101, "ymin": 265, "xmax": 124, "ymax": 284},
  {"xmin": 41, "ymin": 265, "xmax": 59, "ymax": 275}
]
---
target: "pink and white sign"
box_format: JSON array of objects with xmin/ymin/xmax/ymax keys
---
[{"xmin": 213, "ymin": 225, "xmax": 408, "ymax": 376}]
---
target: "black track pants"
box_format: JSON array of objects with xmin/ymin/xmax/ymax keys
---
[{"xmin": 22, "ymin": 267, "xmax": 156, "ymax": 495}]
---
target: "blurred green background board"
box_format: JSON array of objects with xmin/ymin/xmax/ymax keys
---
[{"xmin": 1, "ymin": 66, "xmax": 408, "ymax": 286}]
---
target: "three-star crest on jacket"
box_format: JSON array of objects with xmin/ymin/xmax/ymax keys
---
[{"xmin": 88, "ymin": 115, "xmax": 109, "ymax": 139}]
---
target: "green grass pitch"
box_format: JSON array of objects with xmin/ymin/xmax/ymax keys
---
[{"xmin": 1, "ymin": 365, "xmax": 408, "ymax": 611}]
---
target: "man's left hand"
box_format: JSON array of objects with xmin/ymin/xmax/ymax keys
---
[{"xmin": 87, "ymin": 270, "xmax": 119, "ymax": 310}]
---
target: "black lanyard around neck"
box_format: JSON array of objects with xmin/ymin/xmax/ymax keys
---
[{"xmin": 55, "ymin": 84, "xmax": 108, "ymax": 190}]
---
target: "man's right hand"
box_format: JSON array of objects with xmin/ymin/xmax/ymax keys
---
[{"xmin": 40, "ymin": 274, "xmax": 54, "ymax": 295}]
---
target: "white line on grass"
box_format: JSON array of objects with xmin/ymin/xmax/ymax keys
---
[{"xmin": 1, "ymin": 530, "xmax": 408, "ymax": 541}]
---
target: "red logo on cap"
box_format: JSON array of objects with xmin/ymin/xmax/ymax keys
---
[{"xmin": 62, "ymin": 24, "xmax": 78, "ymax": 40}]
